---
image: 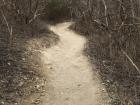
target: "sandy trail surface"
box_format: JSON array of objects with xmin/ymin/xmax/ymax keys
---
[{"xmin": 40, "ymin": 22, "xmax": 110, "ymax": 105}]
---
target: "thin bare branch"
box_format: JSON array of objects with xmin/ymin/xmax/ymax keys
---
[
  {"xmin": 0, "ymin": 9, "xmax": 13, "ymax": 48},
  {"xmin": 121, "ymin": 49, "xmax": 140, "ymax": 74},
  {"xmin": 102, "ymin": 0, "xmax": 109, "ymax": 27}
]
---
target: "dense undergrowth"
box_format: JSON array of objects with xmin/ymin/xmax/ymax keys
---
[
  {"xmin": 0, "ymin": 0, "xmax": 140, "ymax": 105},
  {"xmin": 0, "ymin": 0, "xmax": 59, "ymax": 104},
  {"xmin": 69, "ymin": 0, "xmax": 140, "ymax": 104}
]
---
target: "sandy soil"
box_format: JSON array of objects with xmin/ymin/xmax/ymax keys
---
[{"xmin": 40, "ymin": 22, "xmax": 111, "ymax": 105}]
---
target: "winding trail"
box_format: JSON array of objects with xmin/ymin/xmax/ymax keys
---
[{"xmin": 41, "ymin": 22, "xmax": 110, "ymax": 105}]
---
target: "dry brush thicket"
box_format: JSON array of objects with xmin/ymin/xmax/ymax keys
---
[
  {"xmin": 69, "ymin": 0, "xmax": 140, "ymax": 104},
  {"xmin": 0, "ymin": 0, "xmax": 68, "ymax": 104},
  {"xmin": 0, "ymin": 0, "xmax": 51, "ymax": 104},
  {"xmin": 0, "ymin": 0, "xmax": 47, "ymax": 48},
  {"xmin": 0, "ymin": 0, "xmax": 140, "ymax": 104}
]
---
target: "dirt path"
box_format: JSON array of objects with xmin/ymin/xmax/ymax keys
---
[{"xmin": 40, "ymin": 22, "xmax": 110, "ymax": 105}]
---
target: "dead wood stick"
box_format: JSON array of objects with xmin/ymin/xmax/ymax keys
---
[
  {"xmin": 1, "ymin": 9, "xmax": 13, "ymax": 48},
  {"xmin": 121, "ymin": 49, "xmax": 140, "ymax": 74},
  {"xmin": 102, "ymin": 0, "xmax": 109, "ymax": 27}
]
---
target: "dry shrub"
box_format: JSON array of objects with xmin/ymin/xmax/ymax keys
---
[
  {"xmin": 70, "ymin": 0, "xmax": 140, "ymax": 104},
  {"xmin": 0, "ymin": 0, "xmax": 50, "ymax": 48},
  {"xmin": 0, "ymin": 0, "xmax": 56, "ymax": 104}
]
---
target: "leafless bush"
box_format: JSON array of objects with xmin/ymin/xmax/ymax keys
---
[
  {"xmin": 70, "ymin": 0, "xmax": 140, "ymax": 104},
  {"xmin": 0, "ymin": 0, "xmax": 51, "ymax": 104},
  {"xmin": 0, "ymin": 0, "xmax": 49, "ymax": 49},
  {"xmin": 0, "ymin": 0, "xmax": 46, "ymax": 24}
]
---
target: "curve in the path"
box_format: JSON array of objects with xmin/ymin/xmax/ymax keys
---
[{"xmin": 41, "ymin": 22, "xmax": 110, "ymax": 105}]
